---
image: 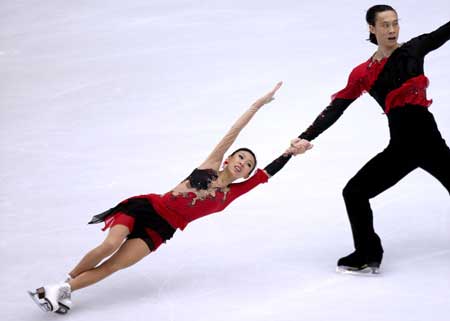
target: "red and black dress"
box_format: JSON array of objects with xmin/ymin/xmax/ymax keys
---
[
  {"xmin": 299, "ymin": 21, "xmax": 450, "ymax": 257},
  {"xmin": 89, "ymin": 155, "xmax": 291, "ymax": 251}
]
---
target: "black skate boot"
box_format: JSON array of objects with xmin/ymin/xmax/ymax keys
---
[{"xmin": 336, "ymin": 250, "xmax": 383, "ymax": 275}]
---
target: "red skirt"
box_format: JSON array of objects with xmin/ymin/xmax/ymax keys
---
[
  {"xmin": 89, "ymin": 197, "xmax": 176, "ymax": 252},
  {"xmin": 104, "ymin": 212, "xmax": 169, "ymax": 251}
]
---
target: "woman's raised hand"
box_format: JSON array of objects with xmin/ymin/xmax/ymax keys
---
[{"xmin": 252, "ymin": 81, "xmax": 283, "ymax": 108}]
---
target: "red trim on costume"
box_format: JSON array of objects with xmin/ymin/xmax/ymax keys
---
[
  {"xmin": 102, "ymin": 212, "xmax": 135, "ymax": 231},
  {"xmin": 145, "ymin": 228, "xmax": 164, "ymax": 250},
  {"xmin": 384, "ymin": 75, "xmax": 432, "ymax": 113},
  {"xmin": 103, "ymin": 212, "xmax": 165, "ymax": 250},
  {"xmin": 331, "ymin": 58, "xmax": 388, "ymax": 101}
]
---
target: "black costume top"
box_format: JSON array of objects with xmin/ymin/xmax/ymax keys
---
[{"xmin": 299, "ymin": 21, "xmax": 450, "ymax": 142}]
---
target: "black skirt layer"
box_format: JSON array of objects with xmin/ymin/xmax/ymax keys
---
[{"xmin": 89, "ymin": 197, "xmax": 176, "ymax": 247}]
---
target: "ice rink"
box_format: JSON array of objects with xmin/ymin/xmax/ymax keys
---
[{"xmin": 1, "ymin": 1, "xmax": 449, "ymax": 320}]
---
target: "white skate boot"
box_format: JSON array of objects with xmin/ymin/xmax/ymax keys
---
[
  {"xmin": 28, "ymin": 282, "xmax": 71, "ymax": 314},
  {"xmin": 56, "ymin": 274, "xmax": 73, "ymax": 313},
  {"xmin": 56, "ymin": 284, "xmax": 72, "ymax": 314}
]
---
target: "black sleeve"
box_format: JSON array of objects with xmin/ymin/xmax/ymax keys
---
[
  {"xmin": 413, "ymin": 20, "xmax": 450, "ymax": 56},
  {"xmin": 264, "ymin": 154, "xmax": 292, "ymax": 177},
  {"xmin": 298, "ymin": 98, "xmax": 354, "ymax": 141}
]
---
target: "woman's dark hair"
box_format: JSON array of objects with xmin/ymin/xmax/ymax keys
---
[
  {"xmin": 230, "ymin": 147, "xmax": 257, "ymax": 175},
  {"xmin": 366, "ymin": 4, "xmax": 397, "ymax": 45}
]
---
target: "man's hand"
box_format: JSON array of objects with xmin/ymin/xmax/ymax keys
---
[{"xmin": 285, "ymin": 138, "xmax": 313, "ymax": 156}]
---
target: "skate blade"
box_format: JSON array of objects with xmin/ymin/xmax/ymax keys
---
[
  {"xmin": 336, "ymin": 265, "xmax": 380, "ymax": 276},
  {"xmin": 27, "ymin": 290, "xmax": 52, "ymax": 312},
  {"xmin": 55, "ymin": 302, "xmax": 70, "ymax": 315}
]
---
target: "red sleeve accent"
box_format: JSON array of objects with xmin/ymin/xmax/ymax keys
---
[
  {"xmin": 331, "ymin": 61, "xmax": 368, "ymax": 102},
  {"xmin": 227, "ymin": 168, "xmax": 269, "ymax": 202}
]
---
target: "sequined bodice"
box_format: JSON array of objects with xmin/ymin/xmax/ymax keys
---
[{"xmin": 170, "ymin": 168, "xmax": 231, "ymax": 205}]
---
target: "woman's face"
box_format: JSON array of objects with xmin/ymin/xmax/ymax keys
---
[
  {"xmin": 225, "ymin": 150, "xmax": 256, "ymax": 179},
  {"xmin": 369, "ymin": 10, "xmax": 400, "ymax": 49}
]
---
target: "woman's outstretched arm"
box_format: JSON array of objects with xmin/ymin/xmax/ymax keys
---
[
  {"xmin": 263, "ymin": 139, "xmax": 313, "ymax": 177},
  {"xmin": 198, "ymin": 81, "xmax": 283, "ymax": 169}
]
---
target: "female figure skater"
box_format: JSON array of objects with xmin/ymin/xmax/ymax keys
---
[
  {"xmin": 29, "ymin": 82, "xmax": 312, "ymax": 313},
  {"xmin": 292, "ymin": 5, "xmax": 450, "ymax": 274}
]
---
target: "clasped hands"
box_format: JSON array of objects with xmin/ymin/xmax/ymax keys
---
[{"xmin": 285, "ymin": 138, "xmax": 313, "ymax": 156}]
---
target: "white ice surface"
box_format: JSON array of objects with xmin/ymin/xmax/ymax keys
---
[{"xmin": 1, "ymin": 1, "xmax": 449, "ymax": 320}]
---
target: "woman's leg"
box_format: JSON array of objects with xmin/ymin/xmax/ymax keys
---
[
  {"xmin": 69, "ymin": 238, "xmax": 150, "ymax": 291},
  {"xmin": 68, "ymin": 224, "xmax": 130, "ymax": 278}
]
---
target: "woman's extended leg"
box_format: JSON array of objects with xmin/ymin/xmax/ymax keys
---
[
  {"xmin": 69, "ymin": 238, "xmax": 150, "ymax": 291},
  {"xmin": 68, "ymin": 224, "xmax": 130, "ymax": 278}
]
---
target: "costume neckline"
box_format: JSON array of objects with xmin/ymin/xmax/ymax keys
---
[{"xmin": 370, "ymin": 42, "xmax": 403, "ymax": 63}]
